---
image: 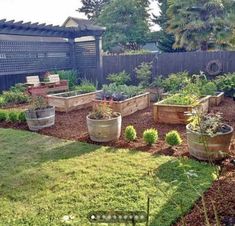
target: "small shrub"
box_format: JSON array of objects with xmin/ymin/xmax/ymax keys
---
[
  {"xmin": 200, "ymin": 81, "xmax": 217, "ymax": 96},
  {"xmin": 0, "ymin": 96, "xmax": 6, "ymax": 107},
  {"xmin": 10, "ymin": 83, "xmax": 26, "ymax": 93},
  {"xmin": 162, "ymin": 71, "xmax": 190, "ymax": 93},
  {"xmin": 124, "ymin": 125, "xmax": 137, "ymax": 141},
  {"xmin": 143, "ymin": 128, "xmax": 158, "ymax": 145},
  {"xmin": 8, "ymin": 112, "xmax": 18, "ymax": 123},
  {"xmin": 57, "ymin": 70, "xmax": 78, "ymax": 90},
  {"xmin": 135, "ymin": 62, "xmax": 152, "ymax": 88},
  {"xmin": 2, "ymin": 91, "xmax": 30, "ymax": 105},
  {"xmin": 107, "ymin": 71, "xmax": 131, "ymax": 85},
  {"xmin": 18, "ymin": 112, "xmax": 26, "ymax": 123},
  {"xmin": 165, "ymin": 130, "xmax": 182, "ymax": 147},
  {"xmin": 0, "ymin": 111, "xmax": 7, "ymax": 121},
  {"xmin": 75, "ymin": 79, "xmax": 96, "ymax": 93},
  {"xmin": 214, "ymin": 73, "xmax": 235, "ymax": 97}
]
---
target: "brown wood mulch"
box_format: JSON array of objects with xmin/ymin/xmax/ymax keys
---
[{"xmin": 0, "ymin": 97, "xmax": 234, "ymax": 226}]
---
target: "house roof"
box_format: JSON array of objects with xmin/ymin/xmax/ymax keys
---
[{"xmin": 62, "ymin": 17, "xmax": 105, "ymax": 32}]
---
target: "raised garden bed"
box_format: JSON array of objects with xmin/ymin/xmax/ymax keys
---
[
  {"xmin": 209, "ymin": 92, "xmax": 224, "ymax": 107},
  {"xmin": 47, "ymin": 90, "xmax": 102, "ymax": 112},
  {"xmin": 153, "ymin": 96, "xmax": 210, "ymax": 124},
  {"xmin": 93, "ymin": 92, "xmax": 150, "ymax": 117}
]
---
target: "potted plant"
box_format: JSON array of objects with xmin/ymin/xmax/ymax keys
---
[
  {"xmin": 87, "ymin": 101, "xmax": 122, "ymax": 142},
  {"xmin": 25, "ymin": 96, "xmax": 55, "ymax": 131},
  {"xmin": 186, "ymin": 111, "xmax": 233, "ymax": 161}
]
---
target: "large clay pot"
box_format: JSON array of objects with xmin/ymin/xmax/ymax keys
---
[
  {"xmin": 87, "ymin": 113, "xmax": 122, "ymax": 142},
  {"xmin": 25, "ymin": 106, "xmax": 55, "ymax": 131},
  {"xmin": 186, "ymin": 124, "xmax": 233, "ymax": 161}
]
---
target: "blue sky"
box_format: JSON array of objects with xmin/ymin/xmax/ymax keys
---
[{"xmin": 0, "ymin": 0, "xmax": 160, "ymax": 30}]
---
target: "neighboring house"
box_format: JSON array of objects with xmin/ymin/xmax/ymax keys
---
[
  {"xmin": 63, "ymin": 17, "xmax": 105, "ymax": 42},
  {"xmin": 141, "ymin": 42, "xmax": 160, "ymax": 53}
]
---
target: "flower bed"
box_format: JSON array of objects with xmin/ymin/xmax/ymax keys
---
[
  {"xmin": 47, "ymin": 90, "xmax": 102, "ymax": 112},
  {"xmin": 93, "ymin": 92, "xmax": 150, "ymax": 117},
  {"xmin": 153, "ymin": 96, "xmax": 210, "ymax": 124}
]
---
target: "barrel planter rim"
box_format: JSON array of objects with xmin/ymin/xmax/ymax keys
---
[
  {"xmin": 26, "ymin": 106, "xmax": 55, "ymax": 114},
  {"xmin": 186, "ymin": 123, "xmax": 234, "ymax": 137},
  {"xmin": 87, "ymin": 112, "xmax": 121, "ymax": 122}
]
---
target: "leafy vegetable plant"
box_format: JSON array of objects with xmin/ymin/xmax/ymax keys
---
[{"xmin": 107, "ymin": 71, "xmax": 131, "ymax": 85}]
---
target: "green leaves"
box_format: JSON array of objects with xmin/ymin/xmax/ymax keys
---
[
  {"xmin": 97, "ymin": 0, "xmax": 150, "ymax": 51},
  {"xmin": 167, "ymin": 0, "xmax": 235, "ymax": 51}
]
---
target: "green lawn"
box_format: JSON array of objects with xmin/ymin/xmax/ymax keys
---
[{"xmin": 0, "ymin": 129, "xmax": 217, "ymax": 226}]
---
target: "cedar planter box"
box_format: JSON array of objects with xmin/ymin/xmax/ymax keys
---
[
  {"xmin": 209, "ymin": 92, "xmax": 224, "ymax": 107},
  {"xmin": 47, "ymin": 90, "xmax": 102, "ymax": 112},
  {"xmin": 153, "ymin": 96, "xmax": 210, "ymax": 125},
  {"xmin": 93, "ymin": 92, "xmax": 150, "ymax": 117}
]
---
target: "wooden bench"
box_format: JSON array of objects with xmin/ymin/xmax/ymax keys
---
[
  {"xmin": 47, "ymin": 74, "xmax": 69, "ymax": 93},
  {"xmin": 26, "ymin": 76, "xmax": 48, "ymax": 96}
]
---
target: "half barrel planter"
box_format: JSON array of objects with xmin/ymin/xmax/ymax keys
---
[
  {"xmin": 186, "ymin": 124, "xmax": 233, "ymax": 161},
  {"xmin": 25, "ymin": 106, "xmax": 55, "ymax": 131},
  {"xmin": 153, "ymin": 96, "xmax": 210, "ymax": 124},
  {"xmin": 47, "ymin": 90, "xmax": 102, "ymax": 112},
  {"xmin": 209, "ymin": 92, "xmax": 224, "ymax": 107},
  {"xmin": 87, "ymin": 113, "xmax": 122, "ymax": 142},
  {"xmin": 92, "ymin": 92, "xmax": 150, "ymax": 117}
]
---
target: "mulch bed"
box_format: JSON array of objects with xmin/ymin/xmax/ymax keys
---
[{"xmin": 0, "ymin": 97, "xmax": 234, "ymax": 225}]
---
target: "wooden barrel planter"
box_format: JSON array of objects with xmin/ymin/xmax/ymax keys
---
[
  {"xmin": 87, "ymin": 113, "xmax": 122, "ymax": 142},
  {"xmin": 25, "ymin": 107, "xmax": 55, "ymax": 131},
  {"xmin": 153, "ymin": 96, "xmax": 210, "ymax": 125},
  {"xmin": 209, "ymin": 92, "xmax": 224, "ymax": 107},
  {"xmin": 186, "ymin": 124, "xmax": 234, "ymax": 161},
  {"xmin": 93, "ymin": 92, "xmax": 150, "ymax": 117},
  {"xmin": 47, "ymin": 90, "xmax": 102, "ymax": 112}
]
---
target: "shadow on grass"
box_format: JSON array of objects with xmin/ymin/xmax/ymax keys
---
[{"xmin": 149, "ymin": 159, "xmax": 215, "ymax": 226}]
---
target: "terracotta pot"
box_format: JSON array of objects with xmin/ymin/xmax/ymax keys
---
[
  {"xmin": 87, "ymin": 113, "xmax": 122, "ymax": 142},
  {"xmin": 186, "ymin": 124, "xmax": 233, "ymax": 161}
]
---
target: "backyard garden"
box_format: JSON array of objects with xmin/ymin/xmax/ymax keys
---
[{"xmin": 0, "ymin": 64, "xmax": 234, "ymax": 225}]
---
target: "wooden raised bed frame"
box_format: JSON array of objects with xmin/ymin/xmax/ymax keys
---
[
  {"xmin": 93, "ymin": 92, "xmax": 150, "ymax": 117},
  {"xmin": 209, "ymin": 92, "xmax": 224, "ymax": 107},
  {"xmin": 47, "ymin": 90, "xmax": 102, "ymax": 112},
  {"xmin": 153, "ymin": 96, "xmax": 210, "ymax": 125}
]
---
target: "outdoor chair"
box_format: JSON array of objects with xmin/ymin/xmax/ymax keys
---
[
  {"xmin": 26, "ymin": 76, "xmax": 47, "ymax": 96},
  {"xmin": 47, "ymin": 74, "xmax": 68, "ymax": 93}
]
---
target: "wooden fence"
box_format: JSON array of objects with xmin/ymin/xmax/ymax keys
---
[{"xmin": 102, "ymin": 51, "xmax": 235, "ymax": 81}]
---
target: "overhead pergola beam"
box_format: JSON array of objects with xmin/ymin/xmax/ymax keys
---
[{"xmin": 0, "ymin": 19, "xmax": 105, "ymax": 38}]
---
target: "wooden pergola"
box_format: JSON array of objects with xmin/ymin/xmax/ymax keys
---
[
  {"xmin": 0, "ymin": 19, "xmax": 105, "ymax": 38},
  {"xmin": 0, "ymin": 19, "xmax": 105, "ymax": 91}
]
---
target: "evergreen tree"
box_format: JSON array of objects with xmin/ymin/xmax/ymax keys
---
[
  {"xmin": 167, "ymin": 0, "xmax": 235, "ymax": 51},
  {"xmin": 78, "ymin": 0, "xmax": 110, "ymax": 20},
  {"xmin": 97, "ymin": 0, "xmax": 150, "ymax": 51},
  {"xmin": 152, "ymin": 0, "xmax": 184, "ymax": 52}
]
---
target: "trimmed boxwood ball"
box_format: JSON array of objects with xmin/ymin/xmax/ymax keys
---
[
  {"xmin": 165, "ymin": 130, "xmax": 182, "ymax": 147},
  {"xmin": 18, "ymin": 111, "xmax": 26, "ymax": 123},
  {"xmin": 8, "ymin": 112, "xmax": 18, "ymax": 123},
  {"xmin": 0, "ymin": 111, "xmax": 7, "ymax": 121},
  {"xmin": 143, "ymin": 128, "xmax": 158, "ymax": 145},
  {"xmin": 124, "ymin": 125, "xmax": 137, "ymax": 141}
]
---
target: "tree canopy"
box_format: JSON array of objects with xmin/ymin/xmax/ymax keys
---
[
  {"xmin": 97, "ymin": 0, "xmax": 150, "ymax": 51},
  {"xmin": 167, "ymin": 0, "xmax": 235, "ymax": 51}
]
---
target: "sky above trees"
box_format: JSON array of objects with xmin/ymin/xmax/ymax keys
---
[{"xmin": 0, "ymin": 0, "xmax": 159, "ymax": 30}]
